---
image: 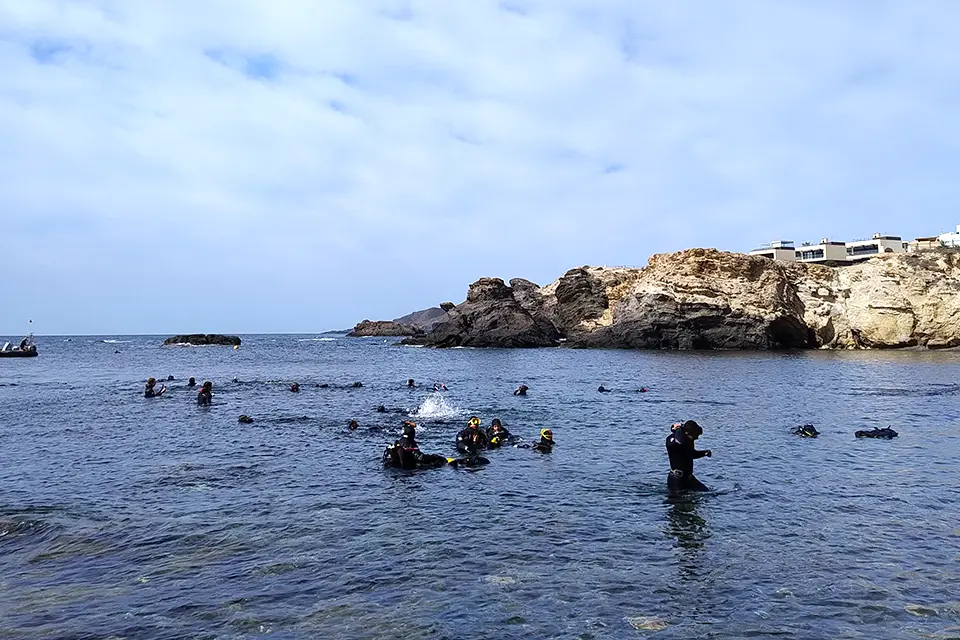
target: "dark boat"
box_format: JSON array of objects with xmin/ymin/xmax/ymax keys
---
[{"xmin": 1, "ymin": 335, "xmax": 38, "ymax": 358}]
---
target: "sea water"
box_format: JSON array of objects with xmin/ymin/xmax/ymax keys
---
[{"xmin": 1, "ymin": 334, "xmax": 959, "ymax": 639}]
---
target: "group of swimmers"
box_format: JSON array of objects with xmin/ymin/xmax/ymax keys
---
[
  {"xmin": 142, "ymin": 375, "xmax": 718, "ymax": 492},
  {"xmin": 144, "ymin": 376, "xmax": 212, "ymax": 405},
  {"xmin": 382, "ymin": 416, "xmax": 555, "ymax": 470}
]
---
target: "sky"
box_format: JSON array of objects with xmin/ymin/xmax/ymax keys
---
[{"xmin": 2, "ymin": 0, "xmax": 960, "ymax": 335}]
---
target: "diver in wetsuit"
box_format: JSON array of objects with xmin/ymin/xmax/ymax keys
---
[
  {"xmin": 666, "ymin": 420, "xmax": 712, "ymax": 492},
  {"xmin": 486, "ymin": 418, "xmax": 514, "ymax": 448},
  {"xmin": 514, "ymin": 385, "xmax": 529, "ymax": 396},
  {"xmin": 532, "ymin": 429, "xmax": 554, "ymax": 453},
  {"xmin": 197, "ymin": 381, "xmax": 213, "ymax": 406},
  {"xmin": 144, "ymin": 377, "xmax": 166, "ymax": 398},
  {"xmin": 383, "ymin": 422, "xmax": 448, "ymax": 469},
  {"xmin": 456, "ymin": 416, "xmax": 489, "ymax": 455}
]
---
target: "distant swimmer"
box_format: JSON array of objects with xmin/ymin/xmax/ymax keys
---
[
  {"xmin": 290, "ymin": 382, "xmax": 300, "ymax": 393},
  {"xmin": 598, "ymin": 385, "xmax": 611, "ymax": 393},
  {"xmin": 187, "ymin": 377, "xmax": 196, "ymax": 388},
  {"xmin": 486, "ymin": 418, "xmax": 514, "ymax": 448},
  {"xmin": 166, "ymin": 375, "xmax": 175, "ymax": 381},
  {"xmin": 793, "ymin": 424, "xmax": 820, "ymax": 438},
  {"xmin": 352, "ymin": 381, "xmax": 363, "ymax": 388},
  {"xmin": 433, "ymin": 383, "xmax": 448, "ymax": 392},
  {"xmin": 383, "ymin": 421, "xmax": 448, "ymax": 470},
  {"xmin": 232, "ymin": 377, "xmax": 239, "ymax": 383},
  {"xmin": 407, "ymin": 379, "xmax": 416, "ymax": 388},
  {"xmin": 376, "ymin": 405, "xmax": 387, "ymax": 413},
  {"xmin": 638, "ymin": 387, "xmax": 649, "ymax": 393},
  {"xmin": 513, "ymin": 385, "xmax": 529, "ymax": 396},
  {"xmin": 532, "ymin": 429, "xmax": 554, "ymax": 453},
  {"xmin": 317, "ymin": 383, "xmax": 329, "ymax": 388},
  {"xmin": 855, "ymin": 426, "xmax": 898, "ymax": 439},
  {"xmin": 238, "ymin": 415, "xmax": 254, "ymax": 424},
  {"xmin": 456, "ymin": 416, "xmax": 489, "ymax": 455},
  {"xmin": 666, "ymin": 420, "xmax": 712, "ymax": 492},
  {"xmin": 144, "ymin": 378, "xmax": 166, "ymax": 398},
  {"xmin": 348, "ymin": 419, "xmax": 359, "ymax": 431},
  {"xmin": 197, "ymin": 381, "xmax": 213, "ymax": 406}
]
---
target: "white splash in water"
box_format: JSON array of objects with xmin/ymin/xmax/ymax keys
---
[
  {"xmin": 411, "ymin": 393, "xmax": 462, "ymax": 420},
  {"xmin": 101, "ymin": 339, "xmax": 128, "ymax": 344},
  {"xmin": 298, "ymin": 337, "xmax": 337, "ymax": 342}
]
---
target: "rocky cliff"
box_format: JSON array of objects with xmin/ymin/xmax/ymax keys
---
[
  {"xmin": 348, "ymin": 320, "xmax": 422, "ymax": 337},
  {"xmin": 163, "ymin": 334, "xmax": 241, "ymax": 346},
  {"xmin": 402, "ymin": 248, "xmax": 960, "ymax": 350}
]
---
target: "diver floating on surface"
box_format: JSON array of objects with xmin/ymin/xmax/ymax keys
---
[
  {"xmin": 855, "ymin": 426, "xmax": 898, "ymax": 439},
  {"xmin": 793, "ymin": 424, "xmax": 820, "ymax": 438}
]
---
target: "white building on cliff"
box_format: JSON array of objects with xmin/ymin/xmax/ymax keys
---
[{"xmin": 749, "ymin": 233, "xmax": 907, "ymax": 265}]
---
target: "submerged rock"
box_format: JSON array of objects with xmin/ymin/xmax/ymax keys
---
[{"xmin": 162, "ymin": 334, "xmax": 241, "ymax": 346}]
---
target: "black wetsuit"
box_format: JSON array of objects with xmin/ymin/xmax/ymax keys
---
[
  {"xmin": 197, "ymin": 390, "xmax": 212, "ymax": 406},
  {"xmin": 456, "ymin": 427, "xmax": 488, "ymax": 455},
  {"xmin": 486, "ymin": 426, "xmax": 513, "ymax": 448},
  {"xmin": 666, "ymin": 429, "xmax": 709, "ymax": 491},
  {"xmin": 144, "ymin": 385, "xmax": 160, "ymax": 398},
  {"xmin": 385, "ymin": 435, "xmax": 446, "ymax": 469},
  {"xmin": 532, "ymin": 437, "xmax": 553, "ymax": 453}
]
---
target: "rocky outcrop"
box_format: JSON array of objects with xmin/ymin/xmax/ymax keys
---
[
  {"xmin": 348, "ymin": 320, "xmax": 421, "ymax": 337},
  {"xmin": 392, "ymin": 306, "xmax": 449, "ymax": 330},
  {"xmin": 403, "ymin": 278, "xmax": 561, "ymax": 347},
  {"xmin": 163, "ymin": 334, "xmax": 241, "ymax": 346},
  {"xmin": 401, "ymin": 248, "xmax": 960, "ymax": 350}
]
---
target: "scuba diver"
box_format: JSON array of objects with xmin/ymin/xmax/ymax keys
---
[
  {"xmin": 187, "ymin": 377, "xmax": 196, "ymax": 388},
  {"xmin": 513, "ymin": 385, "xmax": 529, "ymax": 396},
  {"xmin": 352, "ymin": 381, "xmax": 363, "ymax": 388},
  {"xmin": 144, "ymin": 378, "xmax": 166, "ymax": 398},
  {"xmin": 666, "ymin": 420, "xmax": 712, "ymax": 492},
  {"xmin": 598, "ymin": 385, "xmax": 611, "ymax": 393},
  {"xmin": 456, "ymin": 416, "xmax": 489, "ymax": 455},
  {"xmin": 383, "ymin": 421, "xmax": 449, "ymax": 469},
  {"xmin": 486, "ymin": 418, "xmax": 514, "ymax": 448},
  {"xmin": 348, "ymin": 419, "xmax": 359, "ymax": 431},
  {"xmin": 793, "ymin": 424, "xmax": 820, "ymax": 438},
  {"xmin": 197, "ymin": 381, "xmax": 213, "ymax": 406},
  {"xmin": 407, "ymin": 379, "xmax": 416, "ymax": 388},
  {"xmin": 289, "ymin": 382, "xmax": 300, "ymax": 393},
  {"xmin": 238, "ymin": 415, "xmax": 254, "ymax": 424},
  {"xmin": 532, "ymin": 429, "xmax": 554, "ymax": 453},
  {"xmin": 855, "ymin": 426, "xmax": 898, "ymax": 439},
  {"xmin": 376, "ymin": 405, "xmax": 387, "ymax": 413},
  {"xmin": 433, "ymin": 382, "xmax": 448, "ymax": 391}
]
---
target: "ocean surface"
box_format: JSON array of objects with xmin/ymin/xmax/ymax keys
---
[{"xmin": 1, "ymin": 334, "xmax": 959, "ymax": 639}]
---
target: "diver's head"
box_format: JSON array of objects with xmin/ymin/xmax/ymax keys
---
[
  {"xmin": 681, "ymin": 420, "xmax": 702, "ymax": 439},
  {"xmin": 540, "ymin": 428, "xmax": 553, "ymax": 442},
  {"xmin": 188, "ymin": 377, "xmax": 196, "ymax": 385},
  {"xmin": 147, "ymin": 377, "xmax": 156, "ymax": 386},
  {"xmin": 402, "ymin": 421, "xmax": 417, "ymax": 438},
  {"xmin": 492, "ymin": 418, "xmax": 502, "ymax": 430},
  {"xmin": 468, "ymin": 416, "xmax": 481, "ymax": 429},
  {"xmin": 407, "ymin": 379, "xmax": 414, "ymax": 387},
  {"xmin": 348, "ymin": 419, "xmax": 359, "ymax": 430},
  {"xmin": 203, "ymin": 381, "xmax": 213, "ymax": 391}
]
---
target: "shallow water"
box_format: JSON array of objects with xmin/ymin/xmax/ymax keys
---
[{"xmin": 1, "ymin": 335, "xmax": 959, "ymax": 639}]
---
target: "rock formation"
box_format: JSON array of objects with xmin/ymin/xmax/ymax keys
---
[
  {"xmin": 392, "ymin": 306, "xmax": 449, "ymax": 330},
  {"xmin": 162, "ymin": 334, "xmax": 241, "ymax": 346},
  {"xmin": 400, "ymin": 248, "xmax": 960, "ymax": 350},
  {"xmin": 348, "ymin": 320, "xmax": 422, "ymax": 337}
]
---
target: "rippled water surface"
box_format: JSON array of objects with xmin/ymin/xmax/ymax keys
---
[{"xmin": 2, "ymin": 335, "xmax": 959, "ymax": 639}]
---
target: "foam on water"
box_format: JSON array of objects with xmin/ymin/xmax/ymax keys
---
[
  {"xmin": 298, "ymin": 337, "xmax": 337, "ymax": 342},
  {"xmin": 410, "ymin": 392, "xmax": 462, "ymax": 420}
]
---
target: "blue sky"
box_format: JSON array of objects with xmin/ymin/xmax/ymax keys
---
[{"xmin": 2, "ymin": 1, "xmax": 960, "ymax": 335}]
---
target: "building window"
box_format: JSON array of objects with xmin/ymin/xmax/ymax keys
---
[
  {"xmin": 801, "ymin": 249, "xmax": 824, "ymax": 260},
  {"xmin": 848, "ymin": 244, "xmax": 879, "ymax": 256}
]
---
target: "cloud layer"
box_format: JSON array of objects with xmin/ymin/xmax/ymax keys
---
[{"xmin": 3, "ymin": 1, "xmax": 959, "ymax": 333}]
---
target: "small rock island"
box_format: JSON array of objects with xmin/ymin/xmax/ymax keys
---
[{"xmin": 162, "ymin": 334, "xmax": 242, "ymax": 346}]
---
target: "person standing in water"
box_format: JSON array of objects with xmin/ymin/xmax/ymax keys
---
[
  {"xmin": 197, "ymin": 381, "xmax": 213, "ymax": 406},
  {"xmin": 666, "ymin": 420, "xmax": 712, "ymax": 492},
  {"xmin": 144, "ymin": 378, "xmax": 166, "ymax": 398}
]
